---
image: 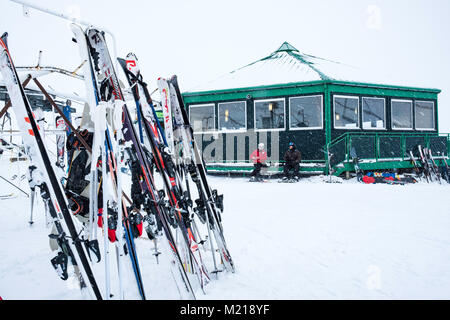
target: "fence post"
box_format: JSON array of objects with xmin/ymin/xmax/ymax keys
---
[
  {"xmin": 401, "ymin": 134, "xmax": 405, "ymax": 161},
  {"xmin": 375, "ymin": 133, "xmax": 378, "ymax": 162}
]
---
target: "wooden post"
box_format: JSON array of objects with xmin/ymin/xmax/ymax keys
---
[{"xmin": 33, "ymin": 78, "xmax": 92, "ymax": 152}]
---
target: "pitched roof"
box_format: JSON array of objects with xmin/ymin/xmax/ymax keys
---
[{"xmin": 186, "ymin": 42, "xmax": 378, "ymax": 93}]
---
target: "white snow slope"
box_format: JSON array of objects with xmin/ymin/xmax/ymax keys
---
[{"xmin": 1, "ymin": 166, "xmax": 450, "ymax": 300}]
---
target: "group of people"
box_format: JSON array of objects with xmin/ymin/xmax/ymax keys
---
[{"xmin": 250, "ymin": 141, "xmax": 302, "ymax": 181}]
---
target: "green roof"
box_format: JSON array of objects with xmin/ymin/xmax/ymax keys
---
[{"xmin": 185, "ymin": 42, "xmax": 441, "ymax": 96}]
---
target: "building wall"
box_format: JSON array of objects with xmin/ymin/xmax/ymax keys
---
[{"xmin": 184, "ymin": 81, "xmax": 440, "ymax": 163}]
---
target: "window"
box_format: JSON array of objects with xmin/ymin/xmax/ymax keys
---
[
  {"xmin": 254, "ymin": 98, "xmax": 285, "ymax": 130},
  {"xmin": 415, "ymin": 101, "xmax": 435, "ymax": 130},
  {"xmin": 334, "ymin": 96, "xmax": 359, "ymax": 129},
  {"xmin": 289, "ymin": 95, "xmax": 323, "ymax": 130},
  {"xmin": 218, "ymin": 101, "xmax": 246, "ymax": 131},
  {"xmin": 189, "ymin": 104, "xmax": 215, "ymax": 133},
  {"xmin": 362, "ymin": 97, "xmax": 385, "ymax": 129},
  {"xmin": 391, "ymin": 99, "xmax": 413, "ymax": 130}
]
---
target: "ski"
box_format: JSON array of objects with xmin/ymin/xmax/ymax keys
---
[
  {"xmin": 0, "ymin": 32, "xmax": 102, "ymax": 300},
  {"xmin": 350, "ymin": 147, "xmax": 363, "ymax": 182},
  {"xmin": 0, "ymin": 175, "xmax": 29, "ymax": 197},
  {"xmin": 417, "ymin": 145, "xmax": 431, "ymax": 183},
  {"xmin": 162, "ymin": 75, "xmax": 235, "ymax": 273},
  {"xmin": 73, "ymin": 24, "xmax": 145, "ymax": 300},
  {"xmin": 425, "ymin": 147, "xmax": 441, "ymax": 183},
  {"xmin": 117, "ymin": 54, "xmax": 207, "ymax": 293},
  {"xmin": 87, "ymin": 28, "xmax": 198, "ymax": 298},
  {"xmin": 409, "ymin": 150, "xmax": 422, "ymax": 180}
]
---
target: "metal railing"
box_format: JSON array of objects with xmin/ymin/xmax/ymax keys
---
[{"xmin": 326, "ymin": 131, "xmax": 450, "ymax": 174}]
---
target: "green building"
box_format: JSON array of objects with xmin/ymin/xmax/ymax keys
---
[{"xmin": 182, "ymin": 42, "xmax": 444, "ymax": 176}]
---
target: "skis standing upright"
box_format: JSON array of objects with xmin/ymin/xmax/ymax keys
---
[
  {"xmin": 439, "ymin": 153, "xmax": 450, "ymax": 184},
  {"xmin": 409, "ymin": 150, "xmax": 422, "ymax": 180},
  {"xmin": 86, "ymin": 29, "xmax": 198, "ymax": 298},
  {"xmin": 159, "ymin": 75, "xmax": 235, "ymax": 273},
  {"xmin": 81, "ymin": 28, "xmax": 146, "ymax": 300},
  {"xmin": 0, "ymin": 32, "xmax": 102, "ymax": 300},
  {"xmin": 424, "ymin": 147, "xmax": 441, "ymax": 183},
  {"xmin": 350, "ymin": 147, "xmax": 363, "ymax": 182},
  {"xmin": 117, "ymin": 54, "xmax": 211, "ymax": 292}
]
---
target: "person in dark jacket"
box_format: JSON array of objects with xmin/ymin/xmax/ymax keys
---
[{"xmin": 283, "ymin": 142, "xmax": 301, "ymax": 179}]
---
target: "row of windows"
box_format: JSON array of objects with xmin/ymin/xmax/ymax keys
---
[
  {"xmin": 189, "ymin": 96, "xmax": 323, "ymax": 133},
  {"xmin": 188, "ymin": 95, "xmax": 435, "ymax": 133},
  {"xmin": 334, "ymin": 95, "xmax": 435, "ymax": 131}
]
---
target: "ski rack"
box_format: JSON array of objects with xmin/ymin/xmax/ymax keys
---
[
  {"xmin": 16, "ymin": 65, "xmax": 84, "ymax": 80},
  {"xmin": 0, "ymin": 72, "xmax": 136, "ymax": 205},
  {"xmin": 9, "ymin": 0, "xmax": 120, "ymax": 72}
]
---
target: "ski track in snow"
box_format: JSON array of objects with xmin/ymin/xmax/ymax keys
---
[{"xmin": 1, "ymin": 167, "xmax": 450, "ymax": 300}]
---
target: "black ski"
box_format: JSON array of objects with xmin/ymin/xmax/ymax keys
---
[{"xmin": 0, "ymin": 32, "xmax": 102, "ymax": 300}]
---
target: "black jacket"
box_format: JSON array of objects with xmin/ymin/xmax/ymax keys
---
[{"xmin": 284, "ymin": 148, "xmax": 301, "ymax": 165}]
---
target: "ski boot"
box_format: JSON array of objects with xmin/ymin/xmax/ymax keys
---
[
  {"xmin": 50, "ymin": 251, "xmax": 69, "ymax": 280},
  {"xmin": 193, "ymin": 198, "xmax": 207, "ymax": 224}
]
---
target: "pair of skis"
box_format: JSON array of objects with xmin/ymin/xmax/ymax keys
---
[
  {"xmin": 119, "ymin": 55, "xmax": 235, "ymax": 283},
  {"xmin": 416, "ymin": 145, "xmax": 441, "ymax": 183},
  {"xmin": 158, "ymin": 76, "xmax": 235, "ymax": 274},
  {"xmin": 119, "ymin": 57, "xmax": 212, "ymax": 289},
  {"xmin": 2, "ymin": 25, "xmax": 235, "ymax": 300},
  {"xmin": 1, "ymin": 32, "xmax": 103, "ymax": 299},
  {"xmin": 72, "ymin": 25, "xmax": 146, "ymax": 300},
  {"xmin": 83, "ymin": 27, "xmax": 203, "ymax": 299}
]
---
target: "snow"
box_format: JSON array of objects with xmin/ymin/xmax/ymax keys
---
[
  {"xmin": 187, "ymin": 48, "xmax": 400, "ymax": 93},
  {"xmin": 1, "ymin": 160, "xmax": 450, "ymax": 299}
]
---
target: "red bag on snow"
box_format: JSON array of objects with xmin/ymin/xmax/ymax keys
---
[{"xmin": 363, "ymin": 176, "xmax": 376, "ymax": 184}]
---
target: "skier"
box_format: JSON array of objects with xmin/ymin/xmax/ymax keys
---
[
  {"xmin": 282, "ymin": 142, "xmax": 301, "ymax": 181},
  {"xmin": 249, "ymin": 143, "xmax": 268, "ymax": 182}
]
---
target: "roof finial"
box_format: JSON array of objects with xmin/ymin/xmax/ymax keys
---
[{"xmin": 275, "ymin": 41, "xmax": 299, "ymax": 53}]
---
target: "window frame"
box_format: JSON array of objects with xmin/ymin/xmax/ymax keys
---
[
  {"xmin": 391, "ymin": 99, "xmax": 413, "ymax": 131},
  {"xmin": 217, "ymin": 100, "xmax": 247, "ymax": 133},
  {"xmin": 333, "ymin": 95, "xmax": 360, "ymax": 130},
  {"xmin": 288, "ymin": 95, "xmax": 324, "ymax": 131},
  {"xmin": 361, "ymin": 96, "xmax": 386, "ymax": 130},
  {"xmin": 414, "ymin": 100, "xmax": 435, "ymax": 131},
  {"xmin": 253, "ymin": 98, "xmax": 286, "ymax": 132},
  {"xmin": 189, "ymin": 103, "xmax": 216, "ymax": 134}
]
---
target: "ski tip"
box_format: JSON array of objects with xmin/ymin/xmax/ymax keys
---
[
  {"xmin": 126, "ymin": 52, "xmax": 137, "ymax": 59},
  {"xmin": 1, "ymin": 32, "xmax": 8, "ymax": 47}
]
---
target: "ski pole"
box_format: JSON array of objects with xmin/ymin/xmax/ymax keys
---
[
  {"xmin": 0, "ymin": 175, "xmax": 29, "ymax": 197},
  {"xmin": 29, "ymin": 188, "xmax": 35, "ymax": 225}
]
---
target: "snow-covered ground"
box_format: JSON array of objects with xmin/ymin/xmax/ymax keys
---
[{"xmin": 1, "ymin": 162, "xmax": 450, "ymax": 300}]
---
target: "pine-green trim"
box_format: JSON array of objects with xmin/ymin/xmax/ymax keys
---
[
  {"xmin": 183, "ymin": 80, "xmax": 440, "ymax": 104},
  {"xmin": 327, "ymin": 82, "xmax": 439, "ymax": 99},
  {"xmin": 183, "ymin": 82, "xmax": 325, "ymax": 104}
]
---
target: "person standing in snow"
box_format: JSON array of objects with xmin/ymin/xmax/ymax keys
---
[
  {"xmin": 283, "ymin": 142, "xmax": 301, "ymax": 180},
  {"xmin": 249, "ymin": 143, "xmax": 268, "ymax": 181}
]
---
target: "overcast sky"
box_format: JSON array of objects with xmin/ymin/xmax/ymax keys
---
[{"xmin": 1, "ymin": 0, "xmax": 450, "ymax": 130}]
